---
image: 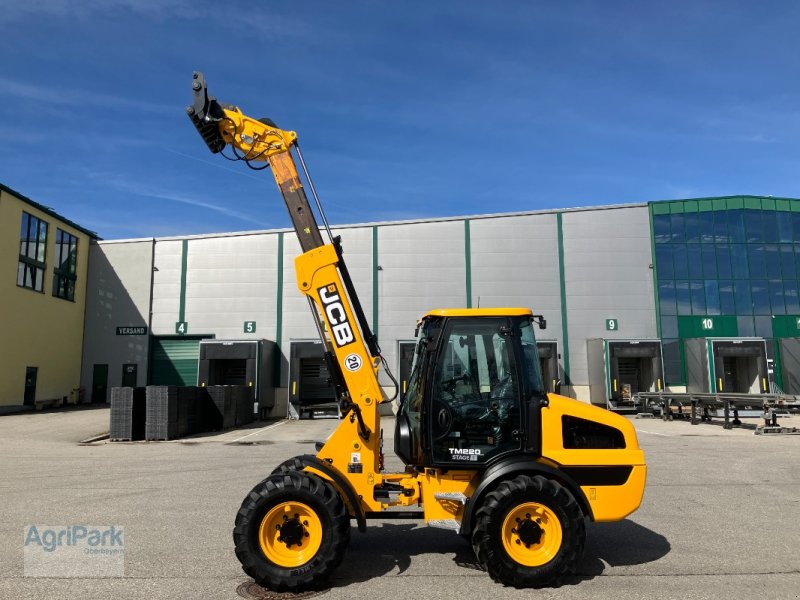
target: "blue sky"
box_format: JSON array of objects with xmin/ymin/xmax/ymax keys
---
[{"xmin": 2, "ymin": 1, "xmax": 800, "ymax": 239}]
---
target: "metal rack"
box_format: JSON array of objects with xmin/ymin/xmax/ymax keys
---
[{"xmin": 634, "ymin": 391, "xmax": 800, "ymax": 434}]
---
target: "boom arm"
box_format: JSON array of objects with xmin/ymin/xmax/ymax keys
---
[
  {"xmin": 187, "ymin": 71, "xmax": 323, "ymax": 252},
  {"xmin": 187, "ymin": 71, "xmax": 389, "ymax": 446}
]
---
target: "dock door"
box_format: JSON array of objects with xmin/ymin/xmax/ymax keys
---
[
  {"xmin": 685, "ymin": 338, "xmax": 769, "ymax": 394},
  {"xmin": 778, "ymin": 338, "xmax": 800, "ymax": 394},
  {"xmin": 196, "ymin": 339, "xmax": 275, "ymax": 412},
  {"xmin": 288, "ymin": 340, "xmax": 338, "ymax": 419},
  {"xmin": 588, "ymin": 339, "xmax": 664, "ymax": 410},
  {"xmin": 150, "ymin": 336, "xmax": 208, "ymax": 386},
  {"xmin": 536, "ymin": 341, "xmax": 560, "ymax": 393}
]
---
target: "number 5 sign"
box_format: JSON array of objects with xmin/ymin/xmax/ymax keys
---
[{"xmin": 605, "ymin": 318, "xmax": 619, "ymax": 331}]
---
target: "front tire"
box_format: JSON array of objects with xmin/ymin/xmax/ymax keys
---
[
  {"xmin": 233, "ymin": 471, "xmax": 350, "ymax": 592},
  {"xmin": 270, "ymin": 457, "xmax": 305, "ymax": 475},
  {"xmin": 472, "ymin": 474, "xmax": 585, "ymax": 587}
]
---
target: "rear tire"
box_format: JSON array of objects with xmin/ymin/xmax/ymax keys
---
[
  {"xmin": 233, "ymin": 471, "xmax": 350, "ymax": 592},
  {"xmin": 472, "ymin": 474, "xmax": 584, "ymax": 587}
]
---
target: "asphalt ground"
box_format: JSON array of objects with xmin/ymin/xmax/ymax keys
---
[{"xmin": 0, "ymin": 406, "xmax": 799, "ymax": 600}]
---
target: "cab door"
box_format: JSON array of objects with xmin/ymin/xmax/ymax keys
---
[{"xmin": 428, "ymin": 317, "xmax": 522, "ymax": 467}]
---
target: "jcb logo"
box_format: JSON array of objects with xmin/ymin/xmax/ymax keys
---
[{"xmin": 318, "ymin": 283, "xmax": 355, "ymax": 348}]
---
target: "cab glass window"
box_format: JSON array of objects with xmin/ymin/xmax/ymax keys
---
[{"xmin": 430, "ymin": 318, "xmax": 521, "ymax": 465}]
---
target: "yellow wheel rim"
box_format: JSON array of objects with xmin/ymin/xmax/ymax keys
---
[
  {"xmin": 258, "ymin": 501, "xmax": 323, "ymax": 568},
  {"xmin": 501, "ymin": 502, "xmax": 563, "ymax": 567}
]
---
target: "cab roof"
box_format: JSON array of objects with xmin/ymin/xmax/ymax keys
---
[{"xmin": 422, "ymin": 308, "xmax": 533, "ymax": 318}]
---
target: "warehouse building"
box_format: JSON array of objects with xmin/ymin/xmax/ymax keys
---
[
  {"xmin": 0, "ymin": 183, "xmax": 96, "ymax": 407},
  {"xmin": 74, "ymin": 194, "xmax": 800, "ymax": 418}
]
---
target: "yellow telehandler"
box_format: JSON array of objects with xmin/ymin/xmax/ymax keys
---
[{"xmin": 187, "ymin": 71, "xmax": 646, "ymax": 591}]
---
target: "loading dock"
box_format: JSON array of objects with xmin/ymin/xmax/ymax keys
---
[
  {"xmin": 150, "ymin": 336, "xmax": 210, "ymax": 387},
  {"xmin": 685, "ymin": 338, "xmax": 769, "ymax": 394},
  {"xmin": 777, "ymin": 338, "xmax": 800, "ymax": 395},
  {"xmin": 197, "ymin": 339, "xmax": 276, "ymax": 417},
  {"xmin": 536, "ymin": 341, "xmax": 560, "ymax": 394},
  {"xmin": 288, "ymin": 340, "xmax": 339, "ymax": 419},
  {"xmin": 587, "ymin": 339, "xmax": 664, "ymax": 410}
]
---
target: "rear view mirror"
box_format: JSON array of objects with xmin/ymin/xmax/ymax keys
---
[{"xmin": 532, "ymin": 315, "xmax": 546, "ymax": 330}]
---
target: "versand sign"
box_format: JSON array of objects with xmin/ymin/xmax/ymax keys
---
[
  {"xmin": 318, "ymin": 283, "xmax": 355, "ymax": 347},
  {"xmin": 116, "ymin": 326, "xmax": 147, "ymax": 336}
]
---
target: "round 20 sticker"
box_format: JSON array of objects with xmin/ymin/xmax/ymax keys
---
[{"xmin": 344, "ymin": 353, "xmax": 363, "ymax": 372}]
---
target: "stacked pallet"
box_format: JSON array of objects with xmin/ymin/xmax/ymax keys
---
[
  {"xmin": 206, "ymin": 386, "xmax": 236, "ymax": 430},
  {"xmin": 109, "ymin": 387, "xmax": 146, "ymax": 441},
  {"xmin": 145, "ymin": 386, "xmax": 180, "ymax": 441},
  {"xmin": 234, "ymin": 385, "xmax": 255, "ymax": 426},
  {"xmin": 177, "ymin": 386, "xmax": 201, "ymax": 436},
  {"xmin": 111, "ymin": 384, "xmax": 256, "ymax": 441}
]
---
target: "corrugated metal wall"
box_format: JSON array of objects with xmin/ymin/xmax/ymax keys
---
[
  {"xmin": 183, "ymin": 234, "xmax": 279, "ymax": 340},
  {"xmin": 81, "ymin": 204, "xmax": 661, "ymax": 406},
  {"xmin": 561, "ymin": 206, "xmax": 657, "ymax": 389},
  {"xmin": 470, "ymin": 213, "xmax": 561, "ymax": 335},
  {"xmin": 377, "ymin": 220, "xmax": 467, "ymax": 381},
  {"xmin": 151, "ymin": 240, "xmax": 183, "ymax": 335}
]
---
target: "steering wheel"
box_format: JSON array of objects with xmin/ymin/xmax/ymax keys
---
[{"xmin": 440, "ymin": 373, "xmax": 472, "ymax": 395}]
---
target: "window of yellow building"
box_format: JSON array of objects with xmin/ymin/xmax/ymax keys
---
[
  {"xmin": 53, "ymin": 228, "xmax": 78, "ymax": 301},
  {"xmin": 17, "ymin": 212, "xmax": 48, "ymax": 293}
]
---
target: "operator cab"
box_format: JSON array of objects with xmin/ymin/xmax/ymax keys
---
[{"xmin": 395, "ymin": 309, "xmax": 547, "ymax": 468}]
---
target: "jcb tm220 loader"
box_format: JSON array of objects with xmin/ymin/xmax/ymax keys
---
[{"xmin": 187, "ymin": 71, "xmax": 646, "ymax": 591}]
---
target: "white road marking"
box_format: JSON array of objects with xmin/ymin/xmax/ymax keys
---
[
  {"xmin": 231, "ymin": 420, "xmax": 287, "ymax": 442},
  {"xmin": 635, "ymin": 429, "xmax": 672, "ymax": 437}
]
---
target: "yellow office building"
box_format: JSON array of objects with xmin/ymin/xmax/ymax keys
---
[{"xmin": 0, "ymin": 183, "xmax": 96, "ymax": 407}]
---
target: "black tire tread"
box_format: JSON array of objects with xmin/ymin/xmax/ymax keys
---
[
  {"xmin": 232, "ymin": 470, "xmax": 350, "ymax": 592},
  {"xmin": 471, "ymin": 474, "xmax": 585, "ymax": 588},
  {"xmin": 270, "ymin": 457, "xmax": 306, "ymax": 475}
]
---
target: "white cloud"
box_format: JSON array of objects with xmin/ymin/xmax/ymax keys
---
[
  {"xmin": 85, "ymin": 172, "xmax": 272, "ymax": 227},
  {"xmin": 0, "ymin": 0, "xmax": 310, "ymax": 40},
  {"xmin": 0, "ymin": 76, "xmax": 174, "ymax": 115},
  {"xmin": 1, "ymin": 0, "xmax": 196, "ymax": 22}
]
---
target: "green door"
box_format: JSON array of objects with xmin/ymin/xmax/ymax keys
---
[{"xmin": 150, "ymin": 337, "xmax": 205, "ymax": 386}]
